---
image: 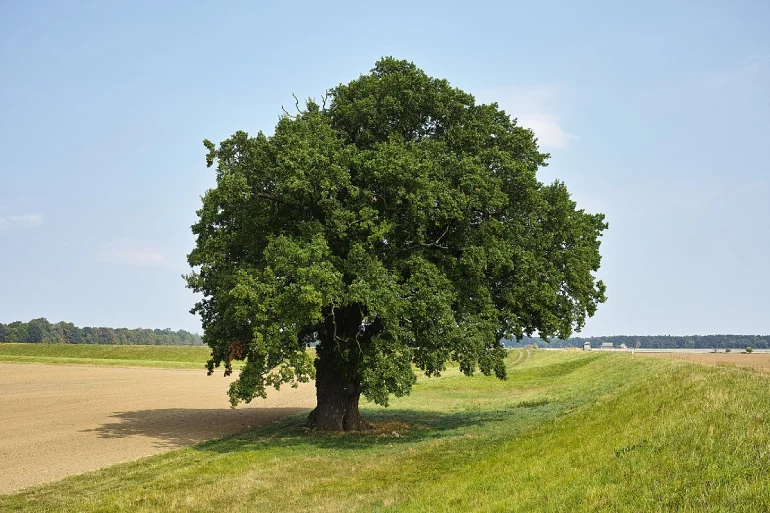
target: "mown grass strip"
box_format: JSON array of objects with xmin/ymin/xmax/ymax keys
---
[
  {"xmin": 0, "ymin": 354, "xmax": 208, "ymax": 369},
  {"xmin": 0, "ymin": 343, "xmax": 212, "ymax": 369}
]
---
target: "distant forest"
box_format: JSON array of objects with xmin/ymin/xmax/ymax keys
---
[
  {"xmin": 511, "ymin": 335, "xmax": 769, "ymax": 350},
  {"xmin": 2, "ymin": 319, "xmax": 766, "ymax": 349},
  {"xmin": 0, "ymin": 318, "xmax": 203, "ymax": 346}
]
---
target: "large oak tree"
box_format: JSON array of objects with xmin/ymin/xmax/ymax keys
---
[{"xmin": 186, "ymin": 58, "xmax": 607, "ymax": 431}]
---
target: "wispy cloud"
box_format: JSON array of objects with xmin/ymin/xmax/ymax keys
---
[
  {"xmin": 742, "ymin": 54, "xmax": 769, "ymax": 73},
  {"xmin": 476, "ymin": 86, "xmax": 578, "ymax": 150},
  {"xmin": 705, "ymin": 54, "xmax": 769, "ymax": 90},
  {"xmin": 8, "ymin": 213, "xmax": 44, "ymax": 228},
  {"xmin": 516, "ymin": 113, "xmax": 579, "ymax": 150},
  {"xmin": 97, "ymin": 239, "xmax": 168, "ymax": 267},
  {"xmin": 0, "ymin": 212, "xmax": 43, "ymax": 231}
]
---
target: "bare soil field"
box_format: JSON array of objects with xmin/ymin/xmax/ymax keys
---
[
  {"xmin": 642, "ymin": 352, "xmax": 770, "ymax": 372},
  {"xmin": 0, "ymin": 363, "xmax": 315, "ymax": 494}
]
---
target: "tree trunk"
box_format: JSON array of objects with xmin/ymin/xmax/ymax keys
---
[
  {"xmin": 306, "ymin": 359, "xmax": 369, "ymax": 431},
  {"xmin": 306, "ymin": 306, "xmax": 371, "ymax": 432}
]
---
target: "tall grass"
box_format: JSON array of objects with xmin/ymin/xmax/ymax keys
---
[{"xmin": 2, "ymin": 349, "xmax": 768, "ymax": 512}]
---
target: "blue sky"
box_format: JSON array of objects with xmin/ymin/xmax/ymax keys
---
[{"xmin": 1, "ymin": 1, "xmax": 768, "ymax": 336}]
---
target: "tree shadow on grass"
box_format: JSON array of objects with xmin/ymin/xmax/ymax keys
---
[
  {"xmin": 82, "ymin": 407, "xmax": 310, "ymax": 448},
  {"xmin": 193, "ymin": 401, "xmax": 566, "ymax": 454},
  {"xmin": 82, "ymin": 399, "xmax": 566, "ymax": 453}
]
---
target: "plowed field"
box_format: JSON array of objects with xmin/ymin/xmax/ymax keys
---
[{"xmin": 0, "ymin": 363, "xmax": 315, "ymax": 493}]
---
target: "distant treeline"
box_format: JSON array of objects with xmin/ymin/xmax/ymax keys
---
[
  {"xmin": 0, "ymin": 318, "xmax": 203, "ymax": 346},
  {"xmin": 509, "ymin": 335, "xmax": 769, "ymax": 349}
]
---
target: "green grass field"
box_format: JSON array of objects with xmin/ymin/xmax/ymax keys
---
[
  {"xmin": 2, "ymin": 349, "xmax": 769, "ymax": 512},
  {"xmin": 0, "ymin": 343, "xmax": 212, "ymax": 369}
]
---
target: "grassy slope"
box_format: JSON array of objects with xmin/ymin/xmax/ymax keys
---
[
  {"xmin": 0, "ymin": 343, "xmax": 211, "ymax": 369},
  {"xmin": 2, "ymin": 350, "xmax": 768, "ymax": 512}
]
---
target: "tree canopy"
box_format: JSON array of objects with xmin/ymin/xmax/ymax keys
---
[{"xmin": 186, "ymin": 58, "xmax": 607, "ymax": 430}]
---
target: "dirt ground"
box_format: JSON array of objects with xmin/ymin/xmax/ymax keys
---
[
  {"xmin": 0, "ymin": 363, "xmax": 316, "ymax": 494},
  {"xmin": 642, "ymin": 352, "xmax": 770, "ymax": 372}
]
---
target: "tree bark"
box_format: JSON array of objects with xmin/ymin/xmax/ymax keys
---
[
  {"xmin": 306, "ymin": 355, "xmax": 369, "ymax": 431},
  {"xmin": 306, "ymin": 306, "xmax": 371, "ymax": 431}
]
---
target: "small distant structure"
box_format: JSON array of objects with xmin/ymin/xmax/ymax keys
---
[
  {"xmin": 600, "ymin": 342, "xmax": 614, "ymax": 350},
  {"xmin": 619, "ymin": 343, "xmax": 628, "ymax": 350},
  {"xmin": 583, "ymin": 341, "xmax": 592, "ymax": 351}
]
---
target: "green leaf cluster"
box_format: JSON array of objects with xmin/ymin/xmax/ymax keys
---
[{"xmin": 186, "ymin": 58, "xmax": 607, "ymax": 407}]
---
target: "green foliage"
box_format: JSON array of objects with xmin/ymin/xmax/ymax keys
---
[
  {"xmin": 186, "ymin": 58, "xmax": 607, "ymax": 409},
  {"xmin": 746, "ymin": 346, "xmax": 754, "ymax": 353},
  {"xmin": 0, "ymin": 318, "xmax": 202, "ymax": 346}
]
